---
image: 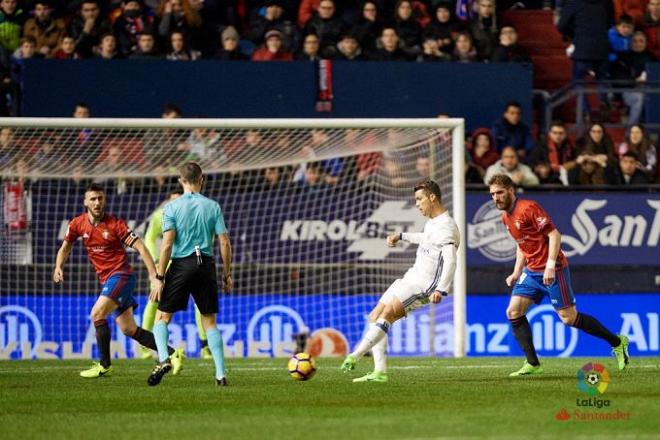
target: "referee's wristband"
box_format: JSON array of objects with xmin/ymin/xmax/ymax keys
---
[{"xmin": 155, "ymin": 274, "xmax": 165, "ymax": 281}]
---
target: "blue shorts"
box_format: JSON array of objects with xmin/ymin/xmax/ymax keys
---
[
  {"xmin": 100, "ymin": 273, "xmax": 138, "ymax": 315},
  {"xmin": 512, "ymin": 266, "xmax": 576, "ymax": 310}
]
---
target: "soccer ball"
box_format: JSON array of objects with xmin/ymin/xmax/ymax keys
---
[
  {"xmin": 288, "ymin": 352, "xmax": 317, "ymax": 381},
  {"xmin": 586, "ymin": 373, "xmax": 600, "ymax": 385}
]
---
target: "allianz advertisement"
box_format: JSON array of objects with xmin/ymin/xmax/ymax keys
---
[
  {"xmin": 1, "ymin": 293, "xmax": 658, "ymax": 359},
  {"xmin": 468, "ymin": 193, "xmax": 660, "ymax": 265}
]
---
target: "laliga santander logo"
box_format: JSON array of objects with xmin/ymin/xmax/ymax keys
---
[
  {"xmin": 307, "ymin": 328, "xmax": 349, "ymax": 357},
  {"xmin": 577, "ymin": 362, "xmax": 610, "ymax": 396},
  {"xmin": 0, "ymin": 305, "xmax": 43, "ymax": 358},
  {"xmin": 467, "ymin": 201, "xmax": 517, "ymax": 262}
]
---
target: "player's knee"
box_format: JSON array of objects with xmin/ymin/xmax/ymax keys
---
[
  {"xmin": 506, "ymin": 307, "xmax": 522, "ymax": 320},
  {"xmin": 558, "ymin": 309, "xmax": 577, "ymax": 326},
  {"xmin": 119, "ymin": 322, "xmax": 137, "ymax": 336},
  {"xmin": 90, "ymin": 309, "xmax": 106, "ymax": 322}
]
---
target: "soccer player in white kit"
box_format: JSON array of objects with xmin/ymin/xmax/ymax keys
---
[{"xmin": 341, "ymin": 180, "xmax": 460, "ymax": 382}]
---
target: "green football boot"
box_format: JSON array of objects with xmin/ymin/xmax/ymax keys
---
[
  {"xmin": 353, "ymin": 371, "xmax": 388, "ymax": 383},
  {"xmin": 140, "ymin": 346, "xmax": 154, "ymax": 360},
  {"xmin": 340, "ymin": 354, "xmax": 357, "ymax": 372},
  {"xmin": 200, "ymin": 346, "xmax": 213, "ymax": 360},
  {"xmin": 80, "ymin": 362, "xmax": 113, "ymax": 378},
  {"xmin": 170, "ymin": 348, "xmax": 185, "ymax": 375},
  {"xmin": 509, "ymin": 361, "xmax": 544, "ymax": 377},
  {"xmin": 612, "ymin": 334, "xmax": 630, "ymax": 371}
]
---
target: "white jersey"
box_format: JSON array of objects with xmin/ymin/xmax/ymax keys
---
[{"xmin": 400, "ymin": 211, "xmax": 460, "ymax": 294}]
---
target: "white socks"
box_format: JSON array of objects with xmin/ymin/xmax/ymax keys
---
[
  {"xmin": 352, "ymin": 318, "xmax": 390, "ymax": 360},
  {"xmin": 372, "ymin": 335, "xmax": 388, "ymax": 373}
]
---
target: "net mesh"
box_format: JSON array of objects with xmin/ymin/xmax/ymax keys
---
[{"xmin": 0, "ymin": 120, "xmax": 460, "ymax": 360}]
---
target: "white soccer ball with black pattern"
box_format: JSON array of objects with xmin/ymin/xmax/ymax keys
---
[
  {"xmin": 586, "ymin": 373, "xmax": 600, "ymax": 385},
  {"xmin": 288, "ymin": 352, "xmax": 317, "ymax": 381}
]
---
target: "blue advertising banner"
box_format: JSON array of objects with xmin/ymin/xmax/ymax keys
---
[
  {"xmin": 467, "ymin": 193, "xmax": 660, "ymax": 266},
  {"xmin": 1, "ymin": 293, "xmax": 658, "ymax": 359}
]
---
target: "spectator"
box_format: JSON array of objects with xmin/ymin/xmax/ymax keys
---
[
  {"xmin": 144, "ymin": 103, "xmax": 187, "ymax": 167},
  {"xmin": 424, "ymin": 2, "xmax": 458, "ymax": 55},
  {"xmin": 33, "ymin": 134, "xmax": 59, "ymax": 172},
  {"xmin": 491, "ymin": 101, "xmax": 535, "ymax": 158},
  {"xmin": 297, "ymin": 32, "xmax": 320, "ymax": 60},
  {"xmin": 642, "ymin": 0, "xmax": 660, "ymax": 57},
  {"xmin": 129, "ymin": 31, "xmax": 161, "ymax": 58},
  {"xmin": 214, "ymin": 25, "xmax": 248, "ymax": 60},
  {"xmin": 0, "ymin": 126, "xmax": 15, "ymax": 169},
  {"xmin": 94, "ymin": 145, "xmax": 132, "ymax": 194},
  {"xmin": 248, "ymin": 0, "xmax": 298, "ymax": 52},
  {"xmin": 608, "ymin": 14, "xmax": 634, "ymax": 62},
  {"xmin": 156, "ymin": 0, "xmax": 203, "ymax": 52},
  {"xmin": 394, "ymin": 0, "xmax": 422, "ymax": 54},
  {"xmin": 558, "ymin": 0, "xmax": 614, "ymax": 116},
  {"xmin": 417, "ymin": 34, "xmax": 450, "ymax": 61},
  {"xmin": 529, "ymin": 120, "xmax": 576, "ymax": 178},
  {"xmin": 73, "ymin": 102, "xmax": 91, "ymax": 118},
  {"xmin": 179, "ymin": 127, "xmax": 225, "ymax": 162},
  {"xmin": 483, "ymin": 146, "xmax": 540, "ymax": 187},
  {"xmin": 298, "ymin": 0, "xmax": 320, "ymax": 28},
  {"xmin": 68, "ymin": 0, "xmax": 110, "ymax": 58},
  {"xmin": 252, "ymin": 29, "xmax": 294, "ymax": 60},
  {"xmin": 491, "ymin": 25, "xmax": 531, "ymax": 63},
  {"xmin": 469, "ymin": 127, "xmax": 498, "ymax": 177},
  {"xmin": 262, "ymin": 166, "xmax": 287, "ymax": 191},
  {"xmin": 575, "ymin": 122, "xmax": 617, "ymax": 166},
  {"xmin": 613, "ymin": 0, "xmax": 647, "ymax": 26},
  {"xmin": 301, "ymin": 161, "xmax": 327, "ymax": 189},
  {"xmin": 617, "ymin": 124, "xmax": 658, "ymax": 178},
  {"xmin": 613, "ymin": 150, "xmax": 651, "ymax": 184},
  {"xmin": 166, "ymin": 30, "xmax": 201, "ymax": 60},
  {"xmin": 469, "ymin": 0, "xmax": 498, "ymax": 60},
  {"xmin": 465, "ymin": 156, "xmax": 484, "ymax": 184},
  {"xmin": 0, "ymin": 0, "xmax": 26, "ymax": 52},
  {"xmin": 370, "ymin": 26, "xmax": 411, "ymax": 61},
  {"xmin": 52, "ymin": 35, "xmax": 81, "ymax": 59},
  {"xmin": 533, "ymin": 161, "xmax": 564, "ymax": 185},
  {"xmin": 11, "ymin": 36, "xmax": 40, "ymax": 82},
  {"xmin": 22, "ymin": 1, "xmax": 66, "ymax": 57},
  {"xmin": 611, "ymin": 31, "xmax": 656, "ymax": 124},
  {"xmin": 452, "ymin": 32, "xmax": 479, "ymax": 62},
  {"xmin": 353, "ymin": 1, "xmax": 381, "ymax": 54},
  {"xmin": 304, "ymin": 0, "xmax": 347, "ymax": 58},
  {"xmin": 335, "ymin": 32, "xmax": 365, "ymax": 60},
  {"xmin": 113, "ymin": 0, "xmax": 153, "ymax": 57},
  {"xmin": 95, "ymin": 33, "xmax": 121, "ymax": 59}
]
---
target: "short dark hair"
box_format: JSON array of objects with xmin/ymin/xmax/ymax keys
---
[
  {"xmin": 549, "ymin": 119, "xmax": 565, "ymax": 129},
  {"xmin": 505, "ymin": 100, "xmax": 521, "ymax": 111},
  {"xmin": 622, "ymin": 151, "xmax": 639, "ymax": 161},
  {"xmin": 488, "ymin": 174, "xmax": 515, "ymax": 188},
  {"xmin": 414, "ymin": 179, "xmax": 442, "ymax": 202},
  {"xmin": 75, "ymin": 102, "xmax": 89, "ymax": 110},
  {"xmin": 178, "ymin": 162, "xmax": 203, "ymax": 183},
  {"xmin": 85, "ymin": 182, "xmax": 105, "ymax": 194},
  {"xmin": 162, "ymin": 103, "xmax": 182, "ymax": 117},
  {"xmin": 618, "ymin": 14, "xmax": 634, "ymax": 25}
]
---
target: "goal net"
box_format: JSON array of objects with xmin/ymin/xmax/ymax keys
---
[{"xmin": 0, "ymin": 118, "xmax": 465, "ymax": 360}]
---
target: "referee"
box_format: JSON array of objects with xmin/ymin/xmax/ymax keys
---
[{"xmin": 148, "ymin": 162, "xmax": 233, "ymax": 387}]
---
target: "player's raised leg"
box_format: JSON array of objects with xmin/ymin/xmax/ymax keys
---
[
  {"xmin": 506, "ymin": 294, "xmax": 544, "ymax": 376},
  {"xmin": 195, "ymin": 305, "xmax": 212, "ymax": 359},
  {"xmin": 352, "ymin": 302, "xmax": 389, "ymax": 383},
  {"xmin": 342, "ymin": 298, "xmax": 405, "ymax": 373},
  {"xmin": 81, "ymin": 296, "xmax": 118, "ymax": 378}
]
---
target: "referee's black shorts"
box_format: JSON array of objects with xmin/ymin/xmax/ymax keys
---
[{"xmin": 159, "ymin": 254, "xmax": 218, "ymax": 314}]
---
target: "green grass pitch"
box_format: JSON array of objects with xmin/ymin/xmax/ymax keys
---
[{"xmin": 1, "ymin": 357, "xmax": 659, "ymax": 439}]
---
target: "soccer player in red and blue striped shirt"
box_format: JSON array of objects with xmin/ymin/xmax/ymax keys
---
[{"xmin": 53, "ymin": 183, "xmax": 183, "ymax": 378}]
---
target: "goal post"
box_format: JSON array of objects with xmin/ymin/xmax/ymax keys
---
[{"xmin": 0, "ymin": 117, "xmax": 466, "ymax": 359}]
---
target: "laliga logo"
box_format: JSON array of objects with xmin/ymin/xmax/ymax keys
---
[
  {"xmin": 307, "ymin": 328, "xmax": 349, "ymax": 357},
  {"xmin": 526, "ymin": 305, "xmax": 578, "ymax": 357},
  {"xmin": 247, "ymin": 305, "xmax": 306, "ymax": 357},
  {"xmin": 468, "ymin": 201, "xmax": 517, "ymax": 262},
  {"xmin": 577, "ymin": 362, "xmax": 610, "ymax": 396},
  {"xmin": 0, "ymin": 305, "xmax": 43, "ymax": 358}
]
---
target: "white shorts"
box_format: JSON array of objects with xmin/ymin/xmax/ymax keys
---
[{"xmin": 379, "ymin": 275, "xmax": 432, "ymax": 314}]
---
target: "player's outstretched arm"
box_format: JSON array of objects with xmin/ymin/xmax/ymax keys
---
[
  {"xmin": 506, "ymin": 245, "xmax": 527, "ymax": 287},
  {"xmin": 53, "ymin": 240, "xmax": 74, "ymax": 283},
  {"xmin": 218, "ymin": 233, "xmax": 233, "ymax": 293}
]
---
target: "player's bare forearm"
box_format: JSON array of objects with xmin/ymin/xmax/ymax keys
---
[
  {"xmin": 133, "ymin": 238, "xmax": 158, "ymax": 279},
  {"xmin": 513, "ymin": 246, "xmax": 526, "ymax": 275},
  {"xmin": 53, "ymin": 241, "xmax": 73, "ymax": 283},
  {"xmin": 546, "ymin": 229, "xmax": 561, "ymax": 265},
  {"xmin": 158, "ymin": 230, "xmax": 176, "ymax": 276},
  {"xmin": 218, "ymin": 234, "xmax": 232, "ymax": 277}
]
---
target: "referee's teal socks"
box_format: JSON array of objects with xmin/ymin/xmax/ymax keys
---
[
  {"xmin": 153, "ymin": 321, "xmax": 171, "ymax": 363},
  {"xmin": 206, "ymin": 328, "xmax": 226, "ymax": 380}
]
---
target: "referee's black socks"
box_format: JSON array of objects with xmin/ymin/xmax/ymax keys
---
[
  {"xmin": 572, "ymin": 313, "xmax": 621, "ymax": 347},
  {"xmin": 509, "ymin": 316, "xmax": 540, "ymax": 366},
  {"xmin": 132, "ymin": 327, "xmax": 175, "ymax": 355}
]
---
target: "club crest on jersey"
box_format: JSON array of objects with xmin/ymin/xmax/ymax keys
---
[
  {"xmin": 102, "ymin": 230, "xmax": 110, "ymax": 240},
  {"xmin": 83, "ymin": 233, "xmax": 90, "ymax": 239},
  {"xmin": 514, "ymin": 220, "xmax": 521, "ymax": 230},
  {"xmin": 536, "ymin": 216, "xmax": 547, "ymax": 227}
]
